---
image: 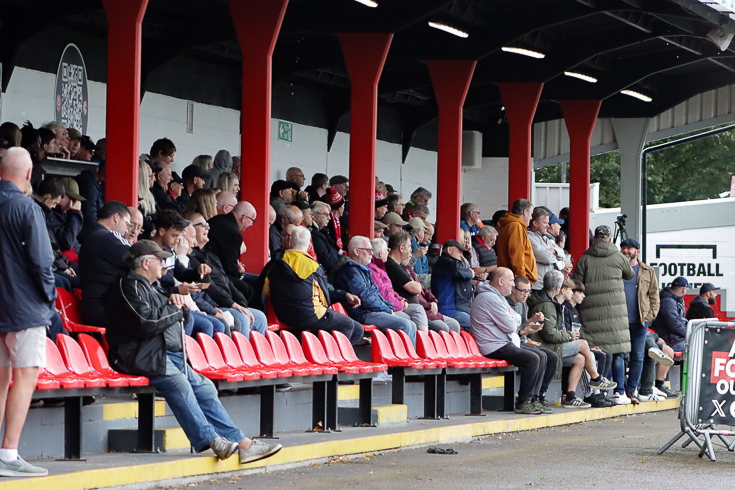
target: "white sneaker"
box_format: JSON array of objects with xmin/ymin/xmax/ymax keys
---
[
  {"xmin": 638, "ymin": 392, "xmax": 664, "ymax": 402},
  {"xmin": 374, "ymin": 371, "xmax": 392, "ymax": 383},
  {"xmin": 652, "ymin": 386, "xmax": 668, "ymax": 399},
  {"xmin": 613, "ymin": 392, "xmax": 631, "ymax": 405},
  {"xmin": 648, "ymin": 347, "xmax": 674, "ymax": 367}
]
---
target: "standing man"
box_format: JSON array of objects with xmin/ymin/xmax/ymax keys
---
[
  {"xmin": 686, "ymin": 283, "xmax": 718, "ymax": 320},
  {"xmin": 460, "ymin": 203, "xmax": 482, "ymax": 236},
  {"xmin": 620, "ymin": 238, "xmax": 660, "ymax": 403},
  {"xmin": 527, "ymin": 207, "xmax": 569, "ymax": 291},
  {"xmin": 0, "ymin": 147, "xmax": 54, "ymax": 476},
  {"xmin": 496, "ymin": 198, "xmax": 537, "ymax": 284},
  {"xmin": 574, "ymin": 225, "xmax": 635, "ymax": 404}
]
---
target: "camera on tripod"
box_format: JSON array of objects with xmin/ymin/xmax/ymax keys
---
[
  {"xmin": 613, "ymin": 214, "xmax": 628, "ymax": 244},
  {"xmin": 616, "ymin": 214, "xmax": 627, "ymax": 227}
]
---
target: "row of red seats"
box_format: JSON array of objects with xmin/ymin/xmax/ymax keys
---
[
  {"xmin": 372, "ymin": 329, "xmax": 508, "ymax": 370},
  {"xmin": 55, "ymin": 288, "xmax": 105, "ymax": 334},
  {"xmin": 37, "ymin": 334, "xmax": 148, "ymax": 390},
  {"xmin": 265, "ymin": 299, "xmax": 376, "ymax": 334},
  {"xmin": 186, "ymin": 330, "xmax": 387, "ymax": 383}
]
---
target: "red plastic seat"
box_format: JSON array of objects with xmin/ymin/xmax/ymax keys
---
[
  {"xmin": 40, "ymin": 338, "xmax": 88, "ymax": 389},
  {"xmin": 215, "ymin": 333, "xmax": 278, "ymax": 379},
  {"xmin": 302, "ymin": 331, "xmax": 360, "ymax": 373},
  {"xmin": 440, "ymin": 331, "xmax": 489, "ymax": 368},
  {"xmin": 371, "ymin": 329, "xmax": 424, "ymax": 368},
  {"xmin": 185, "ymin": 336, "xmax": 245, "ymax": 382},
  {"xmin": 332, "ymin": 330, "xmax": 387, "ymax": 371},
  {"xmin": 56, "ymin": 335, "xmax": 123, "ymax": 387},
  {"xmin": 198, "ymin": 334, "xmax": 259, "ymax": 381},
  {"xmin": 266, "ymin": 331, "xmax": 322, "ymax": 375},
  {"xmin": 450, "ymin": 331, "xmax": 496, "ymax": 368},
  {"xmin": 280, "ymin": 331, "xmax": 338, "ymax": 375},
  {"xmin": 77, "ymin": 334, "xmax": 149, "ymax": 386},
  {"xmin": 264, "ymin": 297, "xmax": 282, "ymax": 331},
  {"xmin": 460, "ymin": 331, "xmax": 509, "ymax": 367},
  {"xmin": 330, "ymin": 303, "xmax": 375, "ymax": 332},
  {"xmin": 250, "ymin": 331, "xmax": 304, "ymax": 376},
  {"xmin": 232, "ymin": 331, "xmax": 293, "ymax": 378},
  {"xmin": 428, "ymin": 331, "xmax": 474, "ymax": 368},
  {"xmin": 397, "ymin": 330, "xmax": 446, "ymax": 368},
  {"xmin": 385, "ymin": 329, "xmax": 435, "ymax": 369},
  {"xmin": 55, "ymin": 288, "xmax": 106, "ymax": 334},
  {"xmin": 36, "ymin": 377, "xmax": 60, "ymax": 390},
  {"xmin": 318, "ymin": 331, "xmax": 376, "ymax": 373}
]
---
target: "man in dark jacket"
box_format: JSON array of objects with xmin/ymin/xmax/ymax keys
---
[
  {"xmin": 151, "ymin": 166, "xmax": 186, "ymax": 213},
  {"xmin": 651, "ymin": 276, "xmax": 689, "ymax": 352},
  {"xmin": 75, "ymin": 161, "xmax": 105, "ymax": 228},
  {"xmin": 207, "ymin": 201, "xmax": 256, "ymax": 280},
  {"xmin": 431, "ymin": 240, "xmax": 474, "ymax": 330},
  {"xmin": 471, "ymin": 226, "xmax": 498, "ymax": 274},
  {"xmin": 686, "ymin": 283, "xmax": 717, "ymax": 321},
  {"xmin": 310, "ymin": 201, "xmax": 340, "ymax": 274},
  {"xmin": 49, "ymin": 177, "xmax": 84, "ymax": 252},
  {"xmin": 105, "ymin": 240, "xmax": 281, "ymax": 464},
  {"xmin": 333, "ymin": 236, "xmax": 417, "ymax": 345},
  {"xmin": 0, "ymin": 148, "xmax": 55, "ymax": 477}
]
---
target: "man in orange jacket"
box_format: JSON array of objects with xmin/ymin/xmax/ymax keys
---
[{"xmin": 496, "ymin": 198, "xmax": 537, "ymax": 284}]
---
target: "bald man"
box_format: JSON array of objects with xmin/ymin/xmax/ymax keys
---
[
  {"xmin": 285, "ymin": 167, "xmax": 309, "ymax": 204},
  {"xmin": 0, "ymin": 147, "xmax": 54, "ymax": 476},
  {"xmin": 216, "ymin": 191, "xmax": 237, "ymax": 215},
  {"xmin": 124, "ymin": 207, "xmax": 144, "ymax": 244},
  {"xmin": 207, "ymin": 201, "xmax": 257, "ymax": 280}
]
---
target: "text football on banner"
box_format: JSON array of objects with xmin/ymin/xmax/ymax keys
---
[
  {"xmin": 699, "ymin": 327, "xmax": 735, "ymax": 425},
  {"xmin": 54, "ymin": 44, "xmax": 89, "ymax": 135}
]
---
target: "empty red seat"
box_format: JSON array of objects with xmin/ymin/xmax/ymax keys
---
[
  {"xmin": 302, "ymin": 331, "xmax": 360, "ymax": 373},
  {"xmin": 397, "ymin": 330, "xmax": 446, "ymax": 368},
  {"xmin": 449, "ymin": 331, "xmax": 495, "ymax": 368},
  {"xmin": 185, "ymin": 336, "xmax": 245, "ymax": 382},
  {"xmin": 251, "ymin": 331, "xmax": 304, "ymax": 376},
  {"xmin": 330, "ymin": 303, "xmax": 375, "ymax": 332},
  {"xmin": 77, "ymin": 334, "xmax": 149, "ymax": 386},
  {"xmin": 440, "ymin": 331, "xmax": 493, "ymax": 368},
  {"xmin": 385, "ymin": 329, "xmax": 436, "ymax": 369},
  {"xmin": 332, "ymin": 330, "xmax": 387, "ymax": 371},
  {"xmin": 215, "ymin": 332, "xmax": 278, "ymax": 379},
  {"xmin": 264, "ymin": 297, "xmax": 283, "ymax": 331},
  {"xmin": 55, "ymin": 288, "xmax": 106, "ymax": 334},
  {"xmin": 460, "ymin": 331, "xmax": 509, "ymax": 367},
  {"xmin": 232, "ymin": 331, "xmax": 292, "ymax": 378},
  {"xmin": 428, "ymin": 331, "xmax": 474, "ymax": 368},
  {"xmin": 266, "ymin": 331, "xmax": 322, "ymax": 375},
  {"xmin": 56, "ymin": 335, "xmax": 124, "ymax": 387},
  {"xmin": 280, "ymin": 331, "xmax": 338, "ymax": 375},
  {"xmin": 40, "ymin": 338, "xmax": 89, "ymax": 389},
  {"xmin": 318, "ymin": 331, "xmax": 376, "ymax": 373},
  {"xmin": 36, "ymin": 377, "xmax": 60, "ymax": 390},
  {"xmin": 371, "ymin": 329, "xmax": 424, "ymax": 368},
  {"xmin": 198, "ymin": 334, "xmax": 259, "ymax": 381}
]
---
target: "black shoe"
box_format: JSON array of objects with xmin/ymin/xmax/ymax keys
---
[
  {"xmin": 656, "ymin": 384, "xmax": 679, "ymax": 398},
  {"xmin": 584, "ymin": 393, "xmax": 615, "ymax": 408}
]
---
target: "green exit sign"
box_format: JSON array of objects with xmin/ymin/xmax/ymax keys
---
[{"xmin": 278, "ymin": 120, "xmax": 293, "ymax": 142}]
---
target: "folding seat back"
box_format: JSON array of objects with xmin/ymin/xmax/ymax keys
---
[
  {"xmin": 398, "ymin": 330, "xmax": 422, "ymax": 360},
  {"xmin": 440, "ymin": 331, "xmax": 464, "ymax": 359},
  {"xmin": 429, "ymin": 331, "xmax": 451, "ymax": 359},
  {"xmin": 56, "ymin": 334, "xmax": 96, "ymax": 376},
  {"xmin": 266, "ymin": 331, "xmax": 292, "ymax": 365},
  {"xmin": 333, "ymin": 330, "xmax": 360, "ymax": 363},
  {"xmin": 461, "ymin": 331, "xmax": 483, "ymax": 357},
  {"xmin": 451, "ymin": 331, "xmax": 473, "ymax": 358},
  {"xmin": 301, "ymin": 331, "xmax": 331, "ymax": 365},
  {"xmin": 198, "ymin": 333, "xmax": 228, "ymax": 370},
  {"xmin": 371, "ymin": 329, "xmax": 400, "ymax": 364},
  {"xmin": 318, "ymin": 331, "xmax": 347, "ymax": 363},
  {"xmin": 215, "ymin": 332, "xmax": 246, "ymax": 369},
  {"xmin": 77, "ymin": 334, "xmax": 148, "ymax": 386},
  {"xmin": 265, "ymin": 296, "xmax": 282, "ymax": 330},
  {"xmin": 185, "ymin": 335, "xmax": 212, "ymax": 372},
  {"xmin": 232, "ymin": 331, "xmax": 263, "ymax": 368},
  {"xmin": 55, "ymin": 288, "xmax": 77, "ymax": 322},
  {"xmin": 280, "ymin": 330, "xmax": 310, "ymax": 364},
  {"xmin": 250, "ymin": 331, "xmax": 279, "ymax": 366},
  {"xmin": 416, "ymin": 331, "xmax": 442, "ymax": 361},
  {"xmin": 386, "ymin": 329, "xmax": 412, "ymax": 361},
  {"xmin": 45, "ymin": 338, "xmax": 74, "ymax": 377}
]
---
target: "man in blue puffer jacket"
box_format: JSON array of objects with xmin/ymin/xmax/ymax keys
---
[{"xmin": 651, "ymin": 276, "xmax": 688, "ymax": 352}]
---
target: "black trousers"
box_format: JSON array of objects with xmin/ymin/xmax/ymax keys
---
[
  {"xmin": 520, "ymin": 344, "xmax": 558, "ymax": 397},
  {"xmin": 300, "ymin": 310, "xmax": 364, "ymax": 345},
  {"xmin": 487, "ymin": 343, "xmax": 542, "ymax": 403}
]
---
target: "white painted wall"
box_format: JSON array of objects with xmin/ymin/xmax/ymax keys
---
[{"xmin": 462, "ymin": 157, "xmax": 510, "ymax": 216}]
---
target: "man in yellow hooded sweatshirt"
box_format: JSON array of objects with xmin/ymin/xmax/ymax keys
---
[{"xmin": 496, "ymin": 198, "xmax": 537, "ymax": 285}]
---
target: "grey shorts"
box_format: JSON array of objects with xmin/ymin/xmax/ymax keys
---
[
  {"xmin": 0, "ymin": 326, "xmax": 47, "ymax": 368},
  {"xmin": 561, "ymin": 340, "xmax": 580, "ymax": 367}
]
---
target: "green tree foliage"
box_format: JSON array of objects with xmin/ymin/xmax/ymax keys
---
[{"xmin": 535, "ymin": 128, "xmax": 735, "ymax": 208}]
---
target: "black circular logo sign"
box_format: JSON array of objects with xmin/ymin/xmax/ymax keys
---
[{"xmin": 54, "ymin": 44, "xmax": 89, "ymax": 135}]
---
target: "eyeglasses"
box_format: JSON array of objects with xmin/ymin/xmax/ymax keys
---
[
  {"xmin": 244, "ymin": 215, "xmax": 257, "ymax": 224},
  {"xmin": 282, "ymin": 233, "xmax": 292, "ymax": 239},
  {"xmin": 193, "ymin": 222, "xmax": 210, "ymax": 229},
  {"xmin": 313, "ymin": 212, "xmax": 330, "ymax": 217},
  {"xmin": 357, "ymin": 248, "xmax": 373, "ymax": 255},
  {"xmin": 127, "ymin": 223, "xmax": 143, "ymax": 232},
  {"xmin": 514, "ymin": 286, "xmax": 531, "ymax": 294},
  {"xmin": 471, "ymin": 210, "xmax": 481, "ymax": 215}
]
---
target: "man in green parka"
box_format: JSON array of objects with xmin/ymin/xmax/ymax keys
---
[{"xmin": 573, "ymin": 225, "xmax": 635, "ymax": 405}]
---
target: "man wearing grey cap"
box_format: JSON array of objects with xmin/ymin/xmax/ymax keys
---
[
  {"xmin": 686, "ymin": 283, "xmax": 718, "ymax": 320},
  {"xmin": 105, "ymin": 240, "xmax": 282, "ymax": 465},
  {"xmin": 573, "ymin": 225, "xmax": 635, "ymax": 405}
]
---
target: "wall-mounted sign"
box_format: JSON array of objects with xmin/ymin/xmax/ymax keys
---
[
  {"xmin": 278, "ymin": 120, "xmax": 293, "ymax": 142},
  {"xmin": 54, "ymin": 44, "xmax": 89, "ymax": 135}
]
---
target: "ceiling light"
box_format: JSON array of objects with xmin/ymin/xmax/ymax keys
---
[
  {"xmin": 428, "ymin": 21, "xmax": 469, "ymax": 38},
  {"xmin": 353, "ymin": 0, "xmax": 378, "ymax": 7},
  {"xmin": 501, "ymin": 47, "xmax": 545, "ymax": 59},
  {"xmin": 621, "ymin": 89, "xmax": 652, "ymax": 102},
  {"xmin": 564, "ymin": 71, "xmax": 597, "ymax": 83}
]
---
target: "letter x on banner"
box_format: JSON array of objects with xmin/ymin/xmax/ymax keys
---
[{"xmin": 700, "ymin": 327, "xmax": 735, "ymax": 426}]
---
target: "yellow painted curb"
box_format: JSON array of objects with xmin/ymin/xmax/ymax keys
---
[
  {"xmin": 163, "ymin": 428, "xmax": 190, "ymax": 450},
  {"xmin": 338, "ymin": 384, "xmax": 359, "ymax": 401},
  {"xmin": 103, "ymin": 401, "xmax": 167, "ymax": 421},
  {"xmin": 5, "ymin": 398, "xmax": 678, "ymax": 490},
  {"xmin": 374, "ymin": 404, "xmax": 407, "ymax": 425},
  {"xmin": 482, "ymin": 377, "xmax": 504, "ymax": 390}
]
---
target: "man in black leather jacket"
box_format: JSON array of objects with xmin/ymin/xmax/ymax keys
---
[{"xmin": 105, "ymin": 240, "xmax": 281, "ymax": 465}]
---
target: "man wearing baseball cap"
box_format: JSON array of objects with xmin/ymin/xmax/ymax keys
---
[
  {"xmin": 179, "ymin": 164, "xmax": 206, "ymax": 207},
  {"xmin": 49, "ymin": 177, "xmax": 86, "ymax": 253},
  {"xmin": 620, "ymin": 238, "xmax": 660, "ymax": 404},
  {"xmin": 381, "ymin": 212, "xmax": 408, "ymax": 238},
  {"xmin": 686, "ymin": 283, "xmax": 718, "ymax": 321},
  {"xmin": 105, "ymin": 240, "xmax": 282, "ymax": 465}
]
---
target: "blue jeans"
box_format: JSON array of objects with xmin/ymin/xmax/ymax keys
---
[
  {"xmin": 222, "ymin": 308, "xmax": 267, "ymax": 339},
  {"xmin": 149, "ymin": 352, "xmax": 245, "ymax": 452},
  {"xmin": 625, "ymin": 322, "xmax": 648, "ymax": 394},
  {"xmin": 611, "ymin": 353, "xmax": 627, "ymax": 395},
  {"xmin": 449, "ymin": 311, "xmax": 472, "ymax": 331},
  {"xmin": 362, "ymin": 311, "xmax": 417, "ymax": 346},
  {"xmin": 185, "ymin": 312, "xmax": 222, "ymax": 338}
]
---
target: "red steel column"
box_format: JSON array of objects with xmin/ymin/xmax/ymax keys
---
[
  {"xmin": 229, "ymin": 0, "xmax": 288, "ymax": 272},
  {"xmin": 339, "ymin": 33, "xmax": 393, "ymax": 240},
  {"xmin": 498, "ymin": 83, "xmax": 543, "ymax": 208},
  {"xmin": 102, "ymin": 0, "xmax": 148, "ymax": 205},
  {"xmin": 427, "ymin": 60, "xmax": 476, "ymax": 244},
  {"xmin": 561, "ymin": 100, "xmax": 601, "ymax": 263}
]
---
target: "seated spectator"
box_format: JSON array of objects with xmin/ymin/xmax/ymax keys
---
[
  {"xmin": 49, "ymin": 177, "xmax": 85, "ymax": 252},
  {"xmin": 207, "ymin": 201, "xmax": 256, "ymax": 281},
  {"xmin": 408, "ymin": 187, "xmax": 432, "ymax": 207},
  {"xmin": 460, "ymin": 202, "xmax": 482, "ymax": 235},
  {"xmin": 320, "ymin": 188, "xmax": 347, "ymax": 253},
  {"xmin": 472, "ymin": 268, "xmax": 547, "ymax": 415},
  {"xmin": 76, "ymin": 136, "xmax": 96, "ymax": 162},
  {"xmin": 138, "ymin": 159, "xmax": 157, "ymax": 239},
  {"xmin": 528, "ymin": 207, "xmax": 569, "ymax": 290},
  {"xmin": 168, "ymin": 171, "xmax": 185, "ymax": 203},
  {"xmin": 105, "ymin": 240, "xmax": 282, "ymax": 464},
  {"xmin": 215, "ymin": 191, "xmax": 237, "ymax": 216},
  {"xmin": 333, "ymin": 236, "xmax": 417, "ymax": 345},
  {"xmin": 285, "ymin": 167, "xmax": 309, "ymax": 202},
  {"xmin": 124, "ymin": 207, "xmax": 144, "ymax": 244},
  {"xmin": 92, "ymin": 137, "xmax": 106, "ymax": 164},
  {"xmin": 151, "ymin": 166, "xmax": 186, "ymax": 213},
  {"xmin": 496, "ymin": 198, "xmax": 537, "ymax": 285},
  {"xmin": 375, "ymin": 192, "xmax": 388, "ymax": 220},
  {"xmin": 0, "ymin": 121, "xmax": 21, "ymax": 158},
  {"xmin": 210, "ymin": 150, "xmax": 233, "ymax": 189},
  {"xmin": 265, "ymin": 226, "xmax": 364, "ymax": 344},
  {"xmin": 78, "ymin": 201, "xmax": 132, "ymax": 326},
  {"xmin": 651, "ymin": 276, "xmax": 688, "ymax": 353},
  {"xmin": 179, "ymin": 164, "xmax": 206, "ymax": 207},
  {"xmin": 149, "ymin": 137, "xmax": 176, "ymax": 169},
  {"xmin": 217, "ymin": 172, "xmax": 240, "ymax": 195},
  {"xmin": 369, "ymin": 238, "xmax": 409, "ymax": 314},
  {"xmin": 471, "ymin": 226, "xmax": 498, "ymax": 274},
  {"xmin": 407, "ymin": 217, "xmax": 429, "ymax": 275},
  {"xmin": 374, "ymin": 220, "xmax": 387, "ymax": 239},
  {"xmin": 329, "ymin": 175, "xmax": 349, "ymax": 200},
  {"xmin": 67, "ymin": 128, "xmax": 82, "ymax": 159},
  {"xmin": 382, "ymin": 233, "xmax": 430, "ymax": 334},
  {"xmin": 187, "ymin": 188, "xmax": 218, "ymax": 220},
  {"xmin": 269, "ymin": 205, "xmax": 303, "ymax": 256},
  {"xmin": 409, "ymin": 203, "xmax": 430, "ymax": 221},
  {"xmin": 686, "ymin": 283, "xmax": 718, "ymax": 320},
  {"xmin": 527, "ymin": 272, "xmax": 616, "ymax": 408},
  {"xmin": 490, "ymin": 209, "xmax": 506, "ymax": 234},
  {"xmin": 310, "ymin": 201, "xmax": 340, "ymax": 273},
  {"xmin": 460, "ymin": 228, "xmax": 486, "ymax": 280},
  {"xmin": 304, "ymin": 173, "xmax": 329, "ymax": 203},
  {"xmin": 76, "ymin": 160, "xmax": 105, "ymax": 228},
  {"xmin": 387, "ymin": 193, "xmax": 404, "ymax": 216},
  {"xmin": 191, "ymin": 154, "xmax": 214, "ymax": 187},
  {"xmin": 42, "ymin": 121, "xmax": 70, "ymax": 159},
  {"xmin": 431, "ymin": 239, "xmax": 473, "ymax": 330},
  {"xmin": 270, "ymin": 180, "xmax": 296, "ymax": 213},
  {"xmin": 381, "ymin": 212, "xmax": 408, "ymax": 239}
]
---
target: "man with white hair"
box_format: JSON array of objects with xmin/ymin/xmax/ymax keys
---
[
  {"xmin": 309, "ymin": 201, "xmax": 340, "ymax": 273},
  {"xmin": 216, "ymin": 191, "xmax": 237, "ymax": 215},
  {"xmin": 265, "ymin": 227, "xmax": 364, "ymax": 344},
  {"xmin": 269, "ymin": 205, "xmax": 303, "ymax": 256},
  {"xmin": 0, "ymin": 147, "xmax": 54, "ymax": 476},
  {"xmin": 472, "ymin": 226, "xmax": 498, "ymax": 274},
  {"xmin": 333, "ymin": 236, "xmax": 418, "ymax": 345}
]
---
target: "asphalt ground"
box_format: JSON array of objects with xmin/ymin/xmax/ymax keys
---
[{"xmin": 159, "ymin": 409, "xmax": 735, "ymax": 490}]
